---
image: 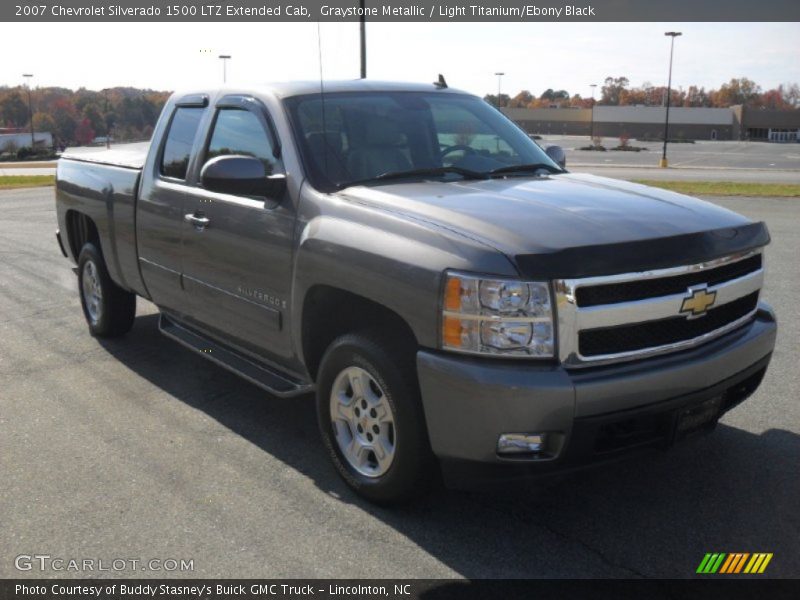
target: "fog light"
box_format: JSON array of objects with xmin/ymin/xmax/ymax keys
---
[{"xmin": 497, "ymin": 433, "xmax": 546, "ymax": 455}]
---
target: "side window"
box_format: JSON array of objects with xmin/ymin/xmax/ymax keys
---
[
  {"xmin": 160, "ymin": 107, "xmax": 204, "ymax": 180},
  {"xmin": 205, "ymin": 108, "xmax": 283, "ymax": 175}
]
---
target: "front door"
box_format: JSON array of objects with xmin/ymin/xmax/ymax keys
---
[{"xmin": 180, "ymin": 97, "xmax": 295, "ymax": 363}]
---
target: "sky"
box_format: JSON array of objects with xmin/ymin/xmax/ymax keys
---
[{"xmin": 2, "ymin": 22, "xmax": 798, "ymax": 98}]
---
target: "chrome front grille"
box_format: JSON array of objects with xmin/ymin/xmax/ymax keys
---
[{"xmin": 554, "ymin": 250, "xmax": 764, "ymax": 368}]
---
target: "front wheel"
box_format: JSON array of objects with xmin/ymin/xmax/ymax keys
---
[
  {"xmin": 77, "ymin": 243, "xmax": 136, "ymax": 337},
  {"xmin": 316, "ymin": 332, "xmax": 436, "ymax": 504}
]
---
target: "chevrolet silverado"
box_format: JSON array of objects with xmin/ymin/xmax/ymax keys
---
[{"xmin": 55, "ymin": 80, "xmax": 776, "ymax": 503}]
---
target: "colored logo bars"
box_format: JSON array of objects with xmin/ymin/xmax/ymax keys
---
[{"xmin": 697, "ymin": 553, "xmax": 773, "ymax": 574}]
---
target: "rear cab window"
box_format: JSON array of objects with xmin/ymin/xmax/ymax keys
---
[{"xmin": 160, "ymin": 107, "xmax": 204, "ymax": 180}]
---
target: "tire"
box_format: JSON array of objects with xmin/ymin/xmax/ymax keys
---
[
  {"xmin": 77, "ymin": 242, "xmax": 136, "ymax": 337},
  {"xmin": 316, "ymin": 331, "xmax": 437, "ymax": 505}
]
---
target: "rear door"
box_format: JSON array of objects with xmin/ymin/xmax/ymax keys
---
[
  {"xmin": 180, "ymin": 95, "xmax": 296, "ymax": 363},
  {"xmin": 136, "ymin": 96, "xmax": 207, "ymax": 313}
]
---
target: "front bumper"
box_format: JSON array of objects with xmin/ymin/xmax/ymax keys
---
[{"xmin": 416, "ymin": 304, "xmax": 777, "ymax": 488}]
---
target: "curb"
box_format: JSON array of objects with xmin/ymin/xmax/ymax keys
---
[{"xmin": 569, "ymin": 163, "xmax": 799, "ymax": 172}]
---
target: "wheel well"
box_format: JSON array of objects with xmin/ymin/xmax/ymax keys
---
[
  {"xmin": 302, "ymin": 286, "xmax": 419, "ymax": 381},
  {"xmin": 65, "ymin": 210, "xmax": 100, "ymax": 261}
]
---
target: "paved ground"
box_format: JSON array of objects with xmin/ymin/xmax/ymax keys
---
[
  {"xmin": 540, "ymin": 135, "xmax": 800, "ymax": 170},
  {"xmin": 0, "ymin": 167, "xmax": 55, "ymax": 176},
  {"xmin": 5, "ymin": 139, "xmax": 799, "ymax": 183},
  {"xmin": 0, "ymin": 160, "xmax": 57, "ymax": 176},
  {"xmin": 1, "ymin": 188, "xmax": 798, "ymax": 579}
]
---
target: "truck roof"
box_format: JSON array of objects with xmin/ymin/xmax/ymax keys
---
[
  {"xmin": 268, "ymin": 79, "xmax": 469, "ymax": 97},
  {"xmin": 176, "ymin": 79, "xmax": 472, "ymax": 100}
]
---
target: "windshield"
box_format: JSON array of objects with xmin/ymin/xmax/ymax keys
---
[{"xmin": 284, "ymin": 91, "xmax": 562, "ymax": 191}]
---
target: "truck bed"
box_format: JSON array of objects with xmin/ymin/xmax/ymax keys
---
[
  {"xmin": 60, "ymin": 141, "xmax": 150, "ymax": 170},
  {"xmin": 56, "ymin": 144, "xmax": 148, "ymax": 298}
]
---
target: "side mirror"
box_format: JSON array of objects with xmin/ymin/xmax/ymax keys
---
[
  {"xmin": 545, "ymin": 145, "xmax": 567, "ymax": 169},
  {"xmin": 200, "ymin": 155, "xmax": 286, "ymax": 199}
]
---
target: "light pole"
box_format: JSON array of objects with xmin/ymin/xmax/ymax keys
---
[
  {"xmin": 103, "ymin": 89, "xmax": 111, "ymax": 149},
  {"xmin": 494, "ymin": 72, "xmax": 504, "ymax": 107},
  {"xmin": 23, "ymin": 73, "xmax": 35, "ymax": 149},
  {"xmin": 219, "ymin": 55, "xmax": 231, "ymax": 84},
  {"xmin": 660, "ymin": 31, "xmax": 682, "ymax": 168},
  {"xmin": 589, "ymin": 83, "xmax": 597, "ymax": 140}
]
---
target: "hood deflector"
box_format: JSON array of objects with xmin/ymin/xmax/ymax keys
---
[{"xmin": 515, "ymin": 221, "xmax": 770, "ymax": 279}]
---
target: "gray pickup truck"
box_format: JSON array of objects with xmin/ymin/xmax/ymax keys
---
[{"xmin": 55, "ymin": 80, "xmax": 776, "ymax": 504}]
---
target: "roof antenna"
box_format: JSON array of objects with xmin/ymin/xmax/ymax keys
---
[
  {"xmin": 433, "ymin": 74, "xmax": 448, "ymax": 89},
  {"xmin": 317, "ymin": 22, "xmax": 328, "ymax": 174}
]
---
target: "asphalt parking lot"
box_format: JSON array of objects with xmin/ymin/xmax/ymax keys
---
[
  {"xmin": 1, "ymin": 187, "xmax": 798, "ymax": 579},
  {"xmin": 3, "ymin": 138, "xmax": 799, "ymax": 181},
  {"xmin": 541, "ymin": 135, "xmax": 800, "ymax": 183},
  {"xmin": 541, "ymin": 135, "xmax": 800, "ymax": 170}
]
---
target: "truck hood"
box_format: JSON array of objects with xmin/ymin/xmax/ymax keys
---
[{"xmin": 340, "ymin": 173, "xmax": 766, "ymax": 277}]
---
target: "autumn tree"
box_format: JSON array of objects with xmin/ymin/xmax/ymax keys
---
[
  {"xmin": 508, "ymin": 90, "xmax": 534, "ymax": 108},
  {"xmin": 82, "ymin": 103, "xmax": 106, "ymax": 136},
  {"xmin": 758, "ymin": 89, "xmax": 788, "ymax": 110},
  {"xmin": 780, "ymin": 83, "xmax": 800, "ymax": 108},
  {"xmin": 684, "ymin": 86, "xmax": 711, "ymax": 107},
  {"xmin": 540, "ymin": 88, "xmax": 569, "ymax": 102},
  {"xmin": 75, "ymin": 118, "xmax": 95, "ymax": 145},
  {"xmin": 1, "ymin": 91, "xmax": 29, "ymax": 127},
  {"xmin": 601, "ymin": 77, "xmax": 629, "ymax": 105},
  {"xmin": 710, "ymin": 78, "xmax": 761, "ymax": 107},
  {"xmin": 32, "ymin": 112, "xmax": 56, "ymax": 134},
  {"xmin": 484, "ymin": 93, "xmax": 511, "ymax": 108},
  {"xmin": 51, "ymin": 99, "xmax": 78, "ymax": 144},
  {"xmin": 570, "ymin": 94, "xmax": 592, "ymax": 108},
  {"xmin": 638, "ymin": 82, "xmax": 665, "ymax": 106}
]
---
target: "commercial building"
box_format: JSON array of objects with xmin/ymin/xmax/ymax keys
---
[
  {"xmin": 732, "ymin": 106, "xmax": 800, "ymax": 142},
  {"xmin": 502, "ymin": 105, "xmax": 800, "ymax": 142},
  {"xmin": 0, "ymin": 129, "xmax": 53, "ymax": 152}
]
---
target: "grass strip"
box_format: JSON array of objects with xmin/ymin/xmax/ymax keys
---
[
  {"xmin": 0, "ymin": 175, "xmax": 56, "ymax": 190},
  {"xmin": 633, "ymin": 180, "xmax": 800, "ymax": 197}
]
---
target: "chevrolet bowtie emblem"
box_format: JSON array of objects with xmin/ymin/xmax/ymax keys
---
[{"xmin": 680, "ymin": 287, "xmax": 717, "ymax": 317}]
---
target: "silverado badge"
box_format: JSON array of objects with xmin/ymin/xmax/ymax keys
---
[{"xmin": 680, "ymin": 287, "xmax": 717, "ymax": 318}]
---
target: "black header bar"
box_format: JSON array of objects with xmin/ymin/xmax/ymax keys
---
[
  {"xmin": 4, "ymin": 0, "xmax": 800, "ymax": 22},
  {"xmin": 1, "ymin": 579, "xmax": 799, "ymax": 600}
]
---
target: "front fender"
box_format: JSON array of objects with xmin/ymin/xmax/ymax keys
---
[{"xmin": 291, "ymin": 211, "xmax": 516, "ymax": 354}]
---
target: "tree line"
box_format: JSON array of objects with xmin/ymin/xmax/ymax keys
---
[
  {"xmin": 0, "ymin": 86, "xmax": 170, "ymax": 147},
  {"xmin": 1, "ymin": 77, "xmax": 797, "ymax": 150},
  {"xmin": 486, "ymin": 77, "xmax": 800, "ymax": 110}
]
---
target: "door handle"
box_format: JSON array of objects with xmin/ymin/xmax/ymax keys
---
[{"xmin": 184, "ymin": 213, "xmax": 210, "ymax": 230}]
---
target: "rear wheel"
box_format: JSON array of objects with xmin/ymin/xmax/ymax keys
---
[
  {"xmin": 316, "ymin": 332, "xmax": 436, "ymax": 504},
  {"xmin": 77, "ymin": 243, "xmax": 136, "ymax": 337}
]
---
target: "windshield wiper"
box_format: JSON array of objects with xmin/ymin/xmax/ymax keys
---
[
  {"xmin": 487, "ymin": 163, "xmax": 565, "ymax": 177},
  {"xmin": 337, "ymin": 166, "xmax": 488, "ymax": 190}
]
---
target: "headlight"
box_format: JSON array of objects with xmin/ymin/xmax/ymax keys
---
[{"xmin": 441, "ymin": 271, "xmax": 555, "ymax": 357}]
